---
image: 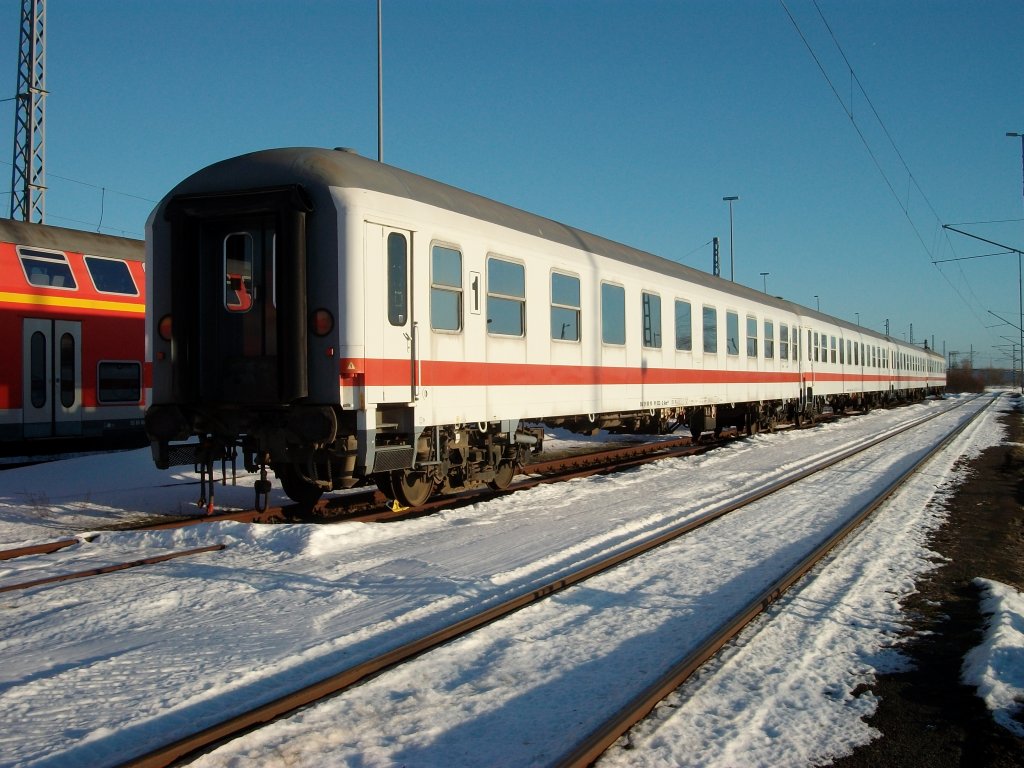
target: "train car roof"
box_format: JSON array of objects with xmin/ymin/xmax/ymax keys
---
[
  {"xmin": 0, "ymin": 218, "xmax": 143, "ymax": 261},
  {"xmin": 166, "ymin": 147, "xmax": 941, "ymax": 358}
]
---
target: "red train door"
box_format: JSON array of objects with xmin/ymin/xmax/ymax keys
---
[{"xmin": 22, "ymin": 318, "xmax": 82, "ymax": 437}]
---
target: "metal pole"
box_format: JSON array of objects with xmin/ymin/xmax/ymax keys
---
[
  {"xmin": 377, "ymin": 0, "xmax": 383, "ymax": 163},
  {"xmin": 722, "ymin": 196, "xmax": 738, "ymax": 282},
  {"xmin": 1018, "ymin": 136, "xmax": 1023, "ymax": 393},
  {"xmin": 1010, "ymin": 133, "xmax": 1024, "ymax": 392}
]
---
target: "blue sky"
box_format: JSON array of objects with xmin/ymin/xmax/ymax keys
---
[{"xmin": 2, "ymin": 0, "xmax": 1023, "ymax": 368}]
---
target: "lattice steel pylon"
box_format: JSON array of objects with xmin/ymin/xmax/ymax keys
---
[{"xmin": 9, "ymin": 0, "xmax": 46, "ymax": 223}]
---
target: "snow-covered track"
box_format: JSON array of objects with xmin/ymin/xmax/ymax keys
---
[
  {"xmin": 118, "ymin": 396, "xmax": 984, "ymax": 768},
  {"xmin": 0, "ymin": 543, "xmax": 226, "ymax": 594},
  {"xmin": 558, "ymin": 394, "xmax": 992, "ymax": 766}
]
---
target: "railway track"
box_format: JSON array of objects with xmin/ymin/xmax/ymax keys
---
[{"xmin": 112, "ymin": 394, "xmax": 987, "ymax": 767}]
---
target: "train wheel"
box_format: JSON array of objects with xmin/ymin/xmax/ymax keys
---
[
  {"xmin": 392, "ymin": 470, "xmax": 434, "ymax": 507},
  {"xmin": 274, "ymin": 464, "xmax": 324, "ymax": 507},
  {"xmin": 488, "ymin": 461, "xmax": 516, "ymax": 491}
]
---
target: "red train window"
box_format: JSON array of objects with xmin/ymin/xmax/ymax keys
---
[
  {"xmin": 18, "ymin": 246, "xmax": 78, "ymax": 290},
  {"xmin": 85, "ymin": 256, "xmax": 138, "ymax": 295},
  {"xmin": 98, "ymin": 361, "xmax": 141, "ymax": 403}
]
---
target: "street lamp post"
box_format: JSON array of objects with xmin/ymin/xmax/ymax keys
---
[
  {"xmin": 723, "ymin": 196, "xmax": 739, "ymax": 282},
  {"xmin": 377, "ymin": 0, "xmax": 384, "ymax": 162},
  {"xmin": 760, "ymin": 271, "xmax": 769, "ymax": 292},
  {"xmin": 1007, "ymin": 131, "xmax": 1024, "ymax": 393}
]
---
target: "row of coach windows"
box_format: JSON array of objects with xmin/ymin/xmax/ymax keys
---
[
  {"xmin": 424, "ymin": 247, "xmax": 929, "ymax": 369},
  {"xmin": 801, "ymin": 330, "xmax": 925, "ymax": 370},
  {"xmin": 17, "ymin": 246, "xmax": 139, "ymax": 296}
]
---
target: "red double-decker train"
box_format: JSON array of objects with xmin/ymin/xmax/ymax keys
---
[{"xmin": 0, "ymin": 218, "xmax": 146, "ymax": 455}]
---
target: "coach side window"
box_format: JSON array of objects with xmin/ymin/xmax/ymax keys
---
[
  {"xmin": 703, "ymin": 306, "xmax": 718, "ymax": 354},
  {"xmin": 675, "ymin": 299, "xmax": 692, "ymax": 351},
  {"xmin": 487, "ymin": 257, "xmax": 525, "ymax": 336},
  {"xmin": 551, "ymin": 272, "xmax": 580, "ymax": 341},
  {"xmin": 746, "ymin": 315, "xmax": 758, "ymax": 357},
  {"xmin": 601, "ymin": 283, "xmax": 626, "ymax": 345},
  {"xmin": 19, "ymin": 246, "xmax": 78, "ymax": 290},
  {"xmin": 830, "ymin": 336, "xmax": 837, "ymax": 364},
  {"xmin": 780, "ymin": 323, "xmax": 789, "ymax": 360},
  {"xmin": 642, "ymin": 292, "xmax": 662, "ymax": 348},
  {"xmin": 764, "ymin": 320, "xmax": 775, "ymax": 359},
  {"xmin": 387, "ymin": 233, "xmax": 408, "ymax": 326},
  {"xmin": 726, "ymin": 311, "xmax": 739, "ymax": 356},
  {"xmin": 431, "ymin": 244, "xmax": 462, "ymax": 331}
]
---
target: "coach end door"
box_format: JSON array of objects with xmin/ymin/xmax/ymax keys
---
[
  {"xmin": 22, "ymin": 318, "xmax": 82, "ymax": 438},
  {"xmin": 365, "ymin": 223, "xmax": 416, "ymax": 403},
  {"xmin": 198, "ymin": 218, "xmax": 280, "ymax": 404}
]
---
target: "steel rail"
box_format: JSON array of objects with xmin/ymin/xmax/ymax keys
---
[
  {"xmin": 556, "ymin": 393, "xmax": 994, "ymax": 767},
  {"xmin": 0, "ymin": 537, "xmax": 78, "ymax": 561},
  {"xmin": 119, "ymin": 396, "xmax": 973, "ymax": 768},
  {"xmin": 0, "ymin": 544, "xmax": 227, "ymax": 593}
]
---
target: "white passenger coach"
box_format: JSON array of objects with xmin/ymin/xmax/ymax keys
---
[{"xmin": 144, "ymin": 147, "xmax": 946, "ymax": 507}]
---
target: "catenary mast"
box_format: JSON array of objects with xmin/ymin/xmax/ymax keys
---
[{"xmin": 9, "ymin": 0, "xmax": 46, "ymax": 223}]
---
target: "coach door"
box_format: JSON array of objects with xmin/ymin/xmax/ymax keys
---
[
  {"xmin": 22, "ymin": 319, "xmax": 82, "ymax": 437},
  {"xmin": 365, "ymin": 223, "xmax": 416, "ymax": 403},
  {"xmin": 198, "ymin": 217, "xmax": 280, "ymax": 404}
]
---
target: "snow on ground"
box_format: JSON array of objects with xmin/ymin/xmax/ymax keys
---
[
  {"xmin": 0, "ymin": 393, "xmax": 1020, "ymax": 767},
  {"xmin": 963, "ymin": 578, "xmax": 1024, "ymax": 739}
]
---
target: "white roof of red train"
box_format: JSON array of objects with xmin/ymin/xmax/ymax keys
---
[{"xmin": 0, "ymin": 218, "xmax": 142, "ymax": 261}]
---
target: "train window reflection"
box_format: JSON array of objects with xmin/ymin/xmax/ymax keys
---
[
  {"xmin": 18, "ymin": 246, "xmax": 78, "ymax": 290},
  {"xmin": 431, "ymin": 244, "xmax": 462, "ymax": 331},
  {"xmin": 764, "ymin": 320, "xmax": 774, "ymax": 359},
  {"xmin": 30, "ymin": 331, "xmax": 46, "ymax": 408},
  {"xmin": 726, "ymin": 311, "xmax": 739, "ymax": 356},
  {"xmin": 601, "ymin": 283, "xmax": 625, "ymax": 345},
  {"xmin": 642, "ymin": 292, "xmax": 662, "ymax": 349},
  {"xmin": 487, "ymin": 257, "xmax": 525, "ymax": 336},
  {"xmin": 780, "ymin": 324, "xmax": 789, "ymax": 360},
  {"xmin": 387, "ymin": 232, "xmax": 408, "ymax": 326},
  {"xmin": 703, "ymin": 306, "xmax": 717, "ymax": 354},
  {"xmin": 675, "ymin": 299, "xmax": 692, "ymax": 351},
  {"xmin": 224, "ymin": 233, "xmax": 254, "ymax": 313},
  {"xmin": 98, "ymin": 361, "xmax": 142, "ymax": 403},
  {"xmin": 551, "ymin": 272, "xmax": 580, "ymax": 342},
  {"xmin": 746, "ymin": 315, "xmax": 757, "ymax": 357},
  {"xmin": 59, "ymin": 333, "xmax": 76, "ymax": 408}
]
